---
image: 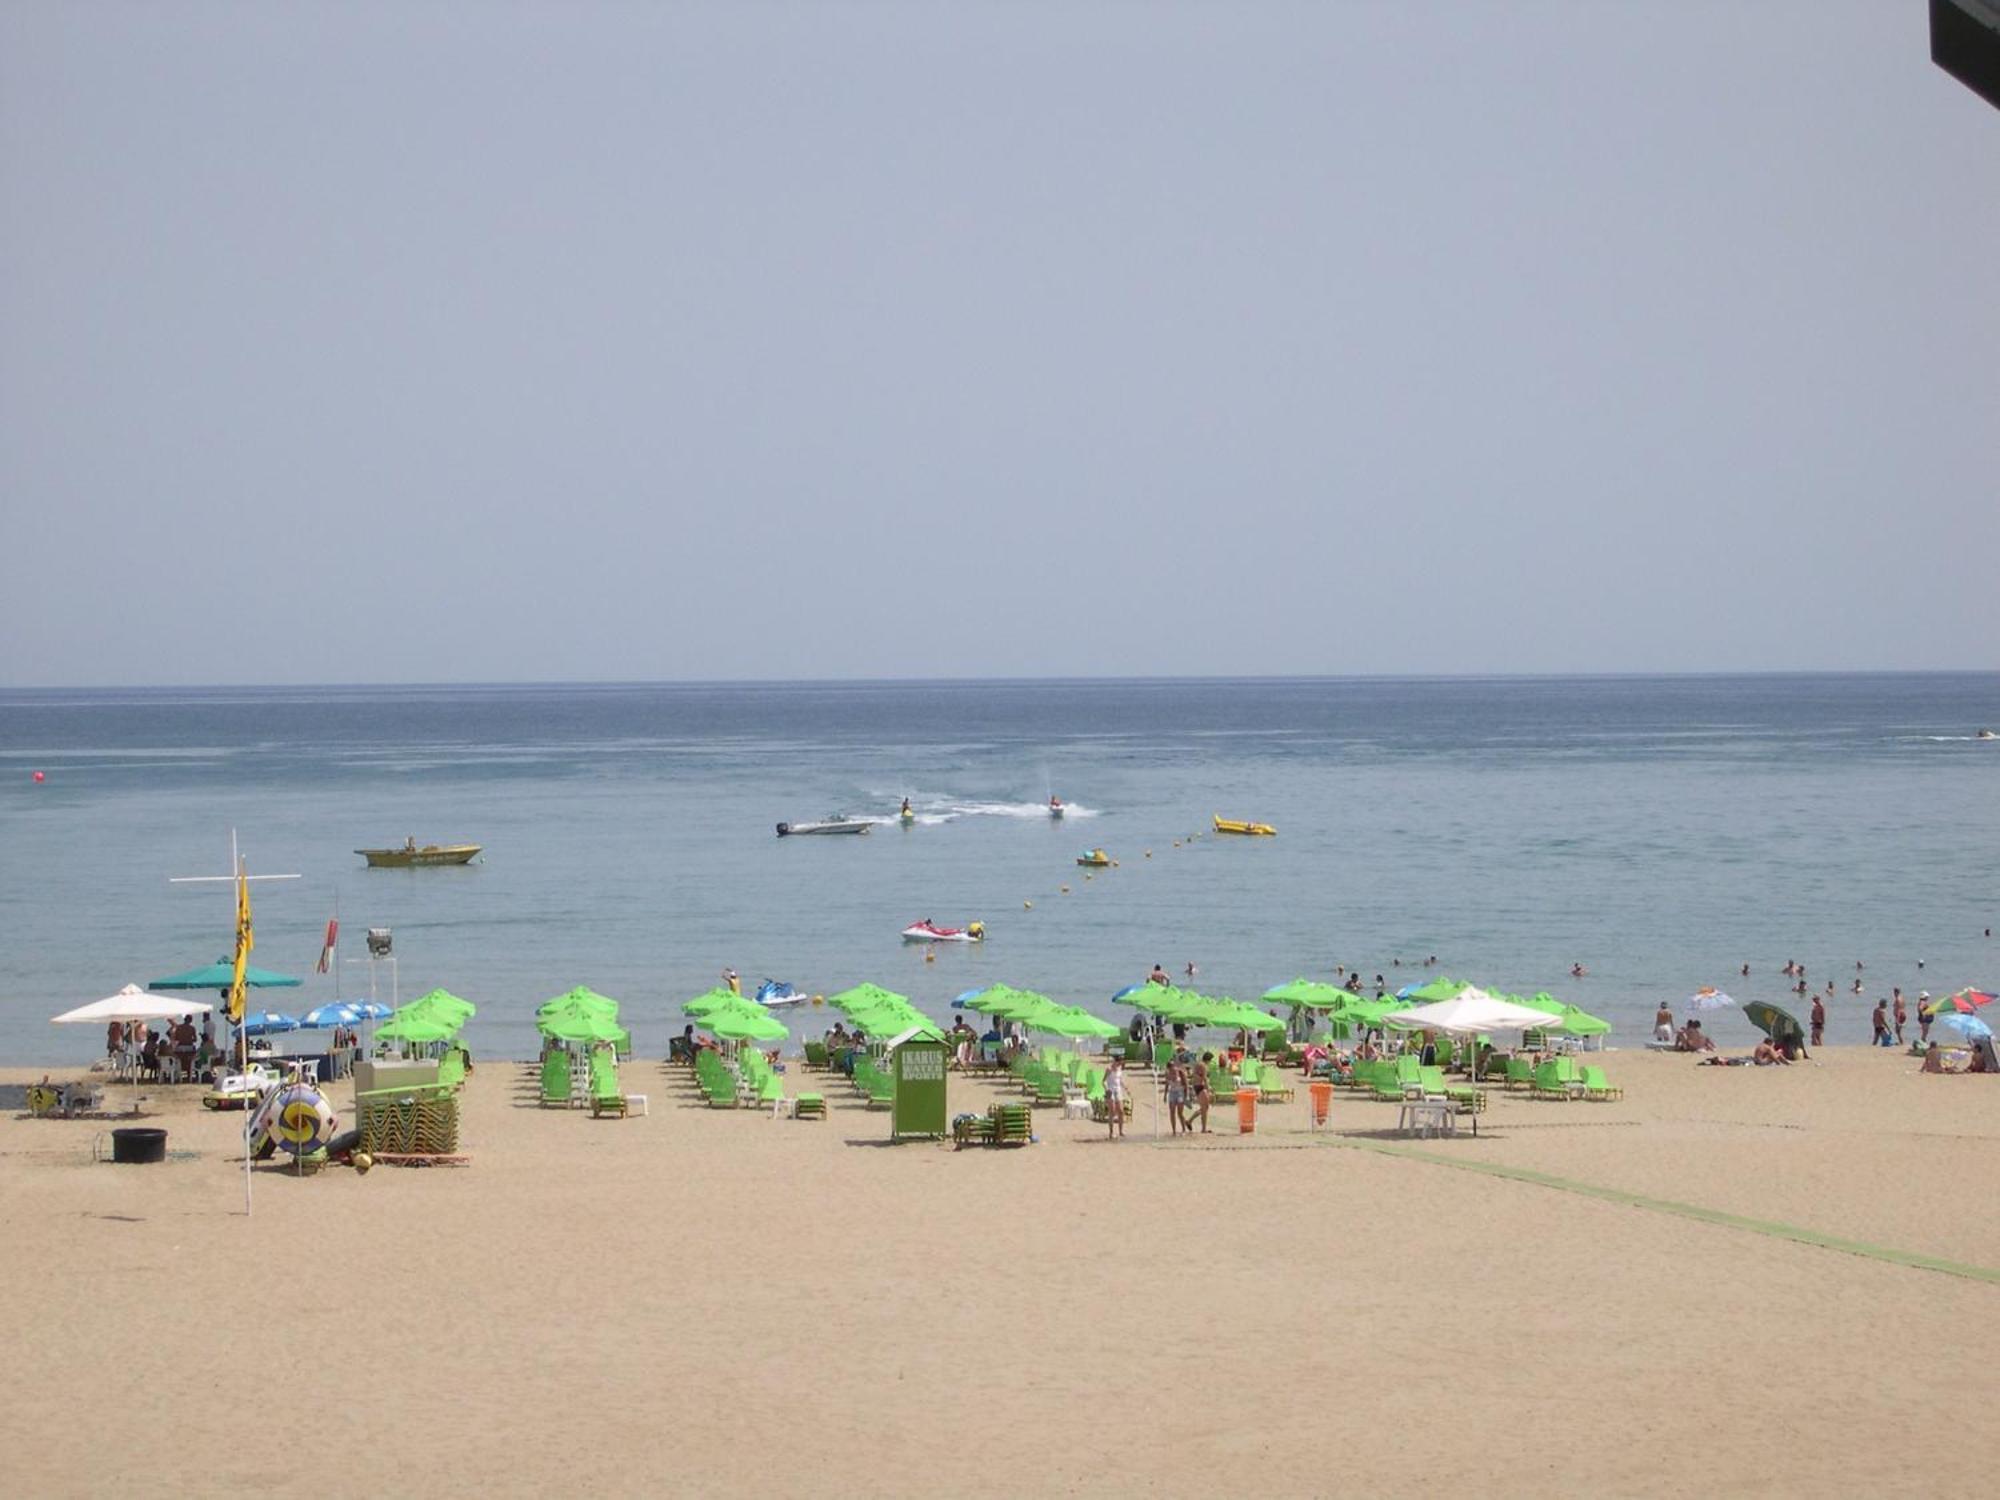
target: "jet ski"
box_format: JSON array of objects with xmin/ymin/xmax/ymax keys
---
[
  {"xmin": 901, "ymin": 919, "xmax": 985, "ymax": 943},
  {"xmin": 754, "ymin": 979, "xmax": 813, "ymax": 1008},
  {"xmin": 1048, "ymin": 797, "xmax": 1065, "ymax": 819},
  {"xmin": 1076, "ymin": 848, "xmax": 1111, "ymax": 867}
]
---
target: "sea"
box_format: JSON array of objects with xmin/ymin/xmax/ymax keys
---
[{"xmin": 3, "ymin": 674, "xmax": 1996, "ymax": 1064}]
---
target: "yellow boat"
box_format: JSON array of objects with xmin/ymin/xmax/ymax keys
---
[
  {"xmin": 1212, "ymin": 815, "xmax": 1276, "ymax": 837},
  {"xmin": 1075, "ymin": 848, "xmax": 1112, "ymax": 867},
  {"xmin": 357, "ymin": 842, "xmax": 482, "ymax": 868}
]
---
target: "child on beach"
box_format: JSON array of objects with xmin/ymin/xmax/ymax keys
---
[{"xmin": 1165, "ymin": 1059, "xmax": 1188, "ymax": 1134}]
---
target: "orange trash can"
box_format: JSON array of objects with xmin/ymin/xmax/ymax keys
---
[
  {"xmin": 1308, "ymin": 1079, "xmax": 1333, "ymax": 1127},
  {"xmin": 1236, "ymin": 1087, "xmax": 1258, "ymax": 1134}
]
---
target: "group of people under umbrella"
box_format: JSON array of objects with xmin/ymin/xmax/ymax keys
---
[{"xmin": 50, "ymin": 957, "xmax": 465, "ymax": 1087}]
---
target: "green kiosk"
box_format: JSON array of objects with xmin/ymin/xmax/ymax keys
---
[{"xmin": 888, "ymin": 1029, "xmax": 948, "ymax": 1141}]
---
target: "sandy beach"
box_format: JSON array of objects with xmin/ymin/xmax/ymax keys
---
[{"xmin": 2, "ymin": 1045, "xmax": 1993, "ymax": 1499}]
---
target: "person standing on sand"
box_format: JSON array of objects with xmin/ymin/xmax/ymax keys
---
[
  {"xmin": 1892, "ymin": 991, "xmax": 1907, "ymax": 1045},
  {"xmin": 1192, "ymin": 1053, "xmax": 1214, "ymax": 1133},
  {"xmin": 1654, "ymin": 1004, "xmax": 1675, "ymax": 1044},
  {"xmin": 1164, "ymin": 1059, "xmax": 1186, "ymax": 1135},
  {"xmin": 1917, "ymin": 992, "xmax": 1931, "ymax": 1044},
  {"xmin": 1871, "ymin": 1000, "xmax": 1892, "ymax": 1047},
  {"xmin": 1103, "ymin": 1057, "xmax": 1126, "ymax": 1139},
  {"xmin": 1810, "ymin": 994, "xmax": 1826, "ymax": 1047}
]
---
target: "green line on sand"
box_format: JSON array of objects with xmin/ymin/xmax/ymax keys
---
[{"xmin": 1326, "ymin": 1137, "xmax": 2000, "ymax": 1286}]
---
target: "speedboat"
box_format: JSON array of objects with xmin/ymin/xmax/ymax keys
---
[
  {"xmin": 357, "ymin": 842, "xmax": 482, "ymax": 867},
  {"xmin": 1212, "ymin": 815, "xmax": 1276, "ymax": 837},
  {"xmin": 1979, "ymin": 729, "xmax": 1996, "ymax": 740},
  {"xmin": 902, "ymin": 919, "xmax": 985, "ymax": 943},
  {"xmin": 1076, "ymin": 848, "xmax": 1111, "ymax": 867},
  {"xmin": 776, "ymin": 816, "xmax": 870, "ymax": 836},
  {"xmin": 754, "ymin": 980, "xmax": 813, "ymax": 1008}
]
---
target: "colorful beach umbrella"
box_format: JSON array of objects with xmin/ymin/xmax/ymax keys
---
[
  {"xmin": 1686, "ymin": 987, "xmax": 1737, "ymax": 1012},
  {"xmin": 1922, "ymin": 988, "xmax": 1994, "ymax": 1018},
  {"xmin": 239, "ymin": 1011, "xmax": 301, "ymax": 1036},
  {"xmin": 300, "ymin": 1003, "xmax": 361, "ymax": 1029}
]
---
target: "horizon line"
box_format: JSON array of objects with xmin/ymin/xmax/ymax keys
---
[{"xmin": 4, "ymin": 666, "xmax": 1998, "ymax": 695}]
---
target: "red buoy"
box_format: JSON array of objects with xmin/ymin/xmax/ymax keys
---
[{"xmin": 32, "ymin": 770, "xmax": 45, "ymax": 783}]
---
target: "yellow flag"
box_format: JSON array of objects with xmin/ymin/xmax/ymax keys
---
[{"xmin": 228, "ymin": 860, "xmax": 254, "ymax": 1023}]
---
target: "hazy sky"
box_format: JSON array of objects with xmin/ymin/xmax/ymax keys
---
[{"xmin": 2, "ymin": 2, "xmax": 1995, "ymax": 685}]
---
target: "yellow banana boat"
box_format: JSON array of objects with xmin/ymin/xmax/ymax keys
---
[{"xmin": 1212, "ymin": 815, "xmax": 1276, "ymax": 837}]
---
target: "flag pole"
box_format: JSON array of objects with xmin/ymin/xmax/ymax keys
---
[{"xmin": 166, "ymin": 829, "xmax": 298, "ymax": 1219}]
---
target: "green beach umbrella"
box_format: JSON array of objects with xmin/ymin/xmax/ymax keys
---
[
  {"xmin": 538, "ymin": 1007, "xmax": 626, "ymax": 1044},
  {"xmin": 1032, "ymin": 1004, "xmax": 1120, "ymax": 1039},
  {"xmin": 1262, "ymin": 979, "xmax": 1359, "ymax": 1009},
  {"xmin": 1171, "ymin": 993, "xmax": 1283, "ymax": 1033},
  {"xmin": 376, "ymin": 1010, "xmax": 458, "ymax": 1044},
  {"xmin": 1742, "ymin": 999, "xmax": 1804, "ymax": 1046},
  {"xmin": 1402, "ymin": 977, "xmax": 1471, "ymax": 1004},
  {"xmin": 1556, "ymin": 1004, "xmax": 1611, "ymax": 1036},
  {"xmin": 1340, "ymin": 996, "xmax": 1403, "ymax": 1029},
  {"xmin": 400, "ymin": 988, "xmax": 476, "ymax": 1026},
  {"xmin": 827, "ymin": 983, "xmax": 911, "ymax": 1016},
  {"xmin": 539, "ymin": 986, "xmax": 620, "ymax": 1021},
  {"xmin": 853, "ymin": 1000, "xmax": 943, "ymax": 1038},
  {"xmin": 683, "ymin": 987, "xmax": 745, "ymax": 1018},
  {"xmin": 704, "ymin": 1006, "xmax": 789, "ymax": 1043},
  {"xmin": 150, "ymin": 960, "xmax": 303, "ymax": 992}
]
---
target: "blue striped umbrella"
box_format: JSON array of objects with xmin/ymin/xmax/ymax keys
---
[{"xmin": 301, "ymin": 1003, "xmax": 362, "ymax": 1029}]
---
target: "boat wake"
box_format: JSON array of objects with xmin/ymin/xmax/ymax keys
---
[
  {"xmin": 951, "ymin": 799, "xmax": 1098, "ymax": 820},
  {"xmin": 859, "ymin": 793, "xmax": 1101, "ymax": 822}
]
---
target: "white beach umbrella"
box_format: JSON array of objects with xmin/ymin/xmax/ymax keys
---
[
  {"xmin": 1383, "ymin": 988, "xmax": 1563, "ymax": 1079},
  {"xmin": 51, "ymin": 985, "xmax": 215, "ymax": 1112},
  {"xmin": 1685, "ymin": 987, "xmax": 1737, "ymax": 1012},
  {"xmin": 51, "ymin": 984, "xmax": 214, "ymax": 1025}
]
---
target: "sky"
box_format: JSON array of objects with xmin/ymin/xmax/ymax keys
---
[{"xmin": 2, "ymin": 1, "xmax": 1996, "ymax": 686}]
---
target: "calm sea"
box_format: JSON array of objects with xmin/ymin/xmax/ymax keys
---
[{"xmin": 3, "ymin": 675, "xmax": 1996, "ymax": 1063}]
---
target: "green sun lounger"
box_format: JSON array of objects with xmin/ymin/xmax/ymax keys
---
[
  {"xmin": 589, "ymin": 1051, "xmax": 628, "ymax": 1117},
  {"xmin": 540, "ymin": 1053, "xmax": 574, "ymax": 1107},
  {"xmin": 1581, "ymin": 1065, "xmax": 1622, "ymax": 1101}
]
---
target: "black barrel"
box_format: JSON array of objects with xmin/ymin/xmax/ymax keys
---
[{"xmin": 110, "ymin": 1127, "xmax": 167, "ymax": 1164}]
